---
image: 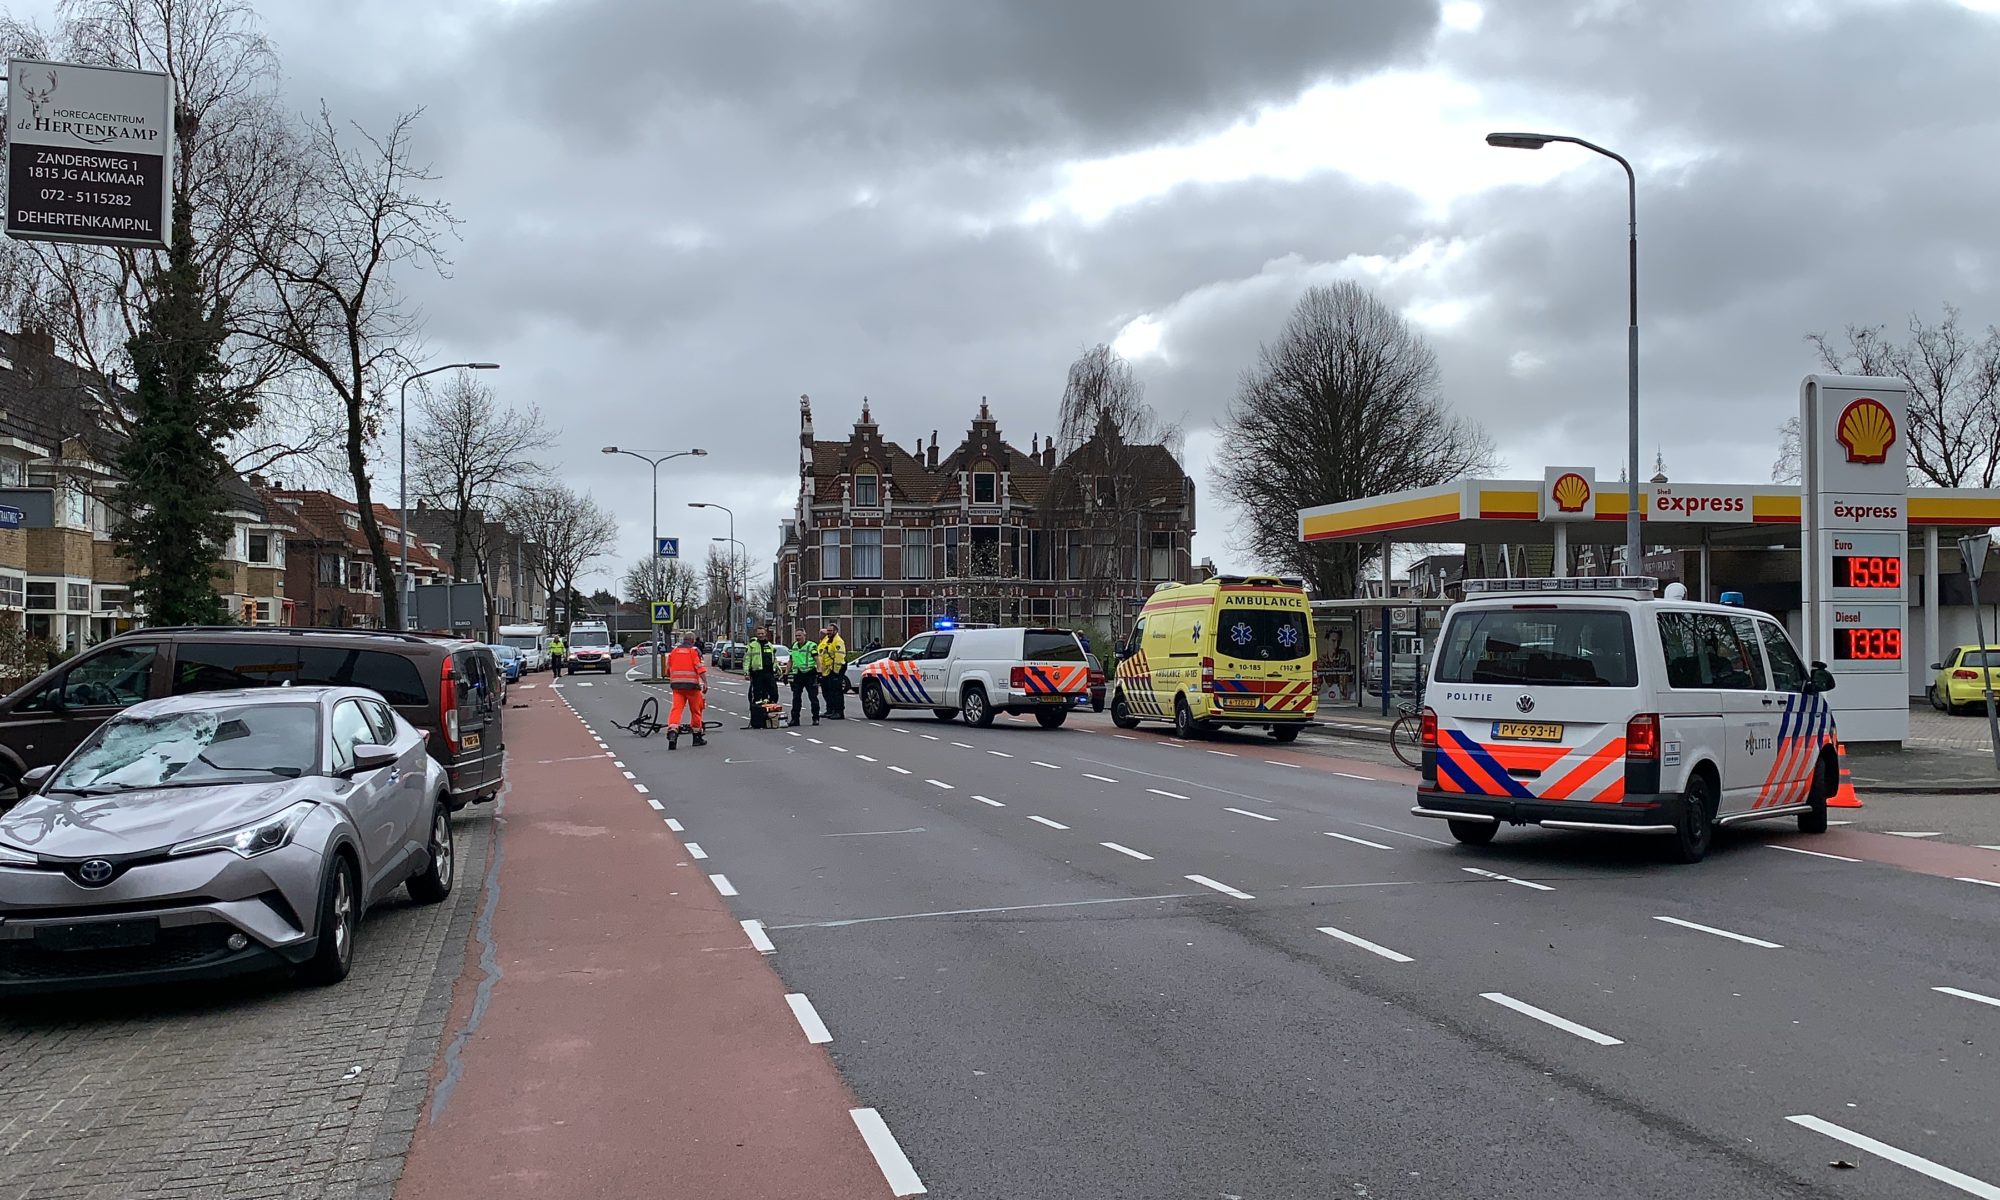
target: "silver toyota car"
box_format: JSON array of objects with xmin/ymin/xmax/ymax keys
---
[{"xmin": 0, "ymin": 686, "xmax": 453, "ymax": 994}]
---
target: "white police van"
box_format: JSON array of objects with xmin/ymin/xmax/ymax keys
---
[
  {"xmin": 1412, "ymin": 577, "xmax": 1840, "ymax": 863},
  {"xmin": 858, "ymin": 624, "xmax": 1091, "ymax": 728}
]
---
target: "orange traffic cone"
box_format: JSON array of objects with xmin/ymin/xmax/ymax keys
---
[{"xmin": 1828, "ymin": 741, "xmax": 1862, "ymax": 808}]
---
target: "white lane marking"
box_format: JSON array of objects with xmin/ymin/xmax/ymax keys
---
[
  {"xmin": 1205, "ymin": 750, "xmax": 1237, "ymax": 758},
  {"xmin": 1323, "ymin": 831, "xmax": 1395, "ymax": 850},
  {"xmin": 1265, "ymin": 760, "xmax": 1302, "ymax": 769},
  {"xmin": 1031, "ymin": 760, "xmax": 1062, "ymax": 770},
  {"xmin": 613, "ymin": 760, "xmax": 626, "ymax": 768},
  {"xmin": 709, "ymin": 873, "xmax": 738, "ymax": 896},
  {"xmin": 856, "ymin": 754, "xmax": 878, "ymax": 762},
  {"xmin": 894, "ymin": 728, "xmax": 911, "ymax": 734},
  {"xmin": 1332, "ymin": 771, "xmax": 1380, "ymax": 781},
  {"xmin": 1981, "ymin": 845, "xmax": 2000, "ymax": 851},
  {"xmin": 1481, "ymin": 992, "xmax": 1623, "ymax": 1046},
  {"xmin": 808, "ymin": 737, "xmax": 823, "ymax": 744},
  {"xmin": 1768, "ymin": 844, "xmax": 1861, "ymax": 863},
  {"xmin": 577, "ymin": 681, "xmax": 594, "ymax": 687},
  {"xmin": 973, "ymin": 794, "xmax": 1005, "ymax": 807},
  {"xmin": 1083, "ymin": 773, "xmax": 1119, "ymax": 783},
  {"xmin": 1652, "ymin": 915, "xmax": 1782, "ymax": 949},
  {"xmin": 850, "ymin": 1107, "xmax": 927, "ymax": 1197},
  {"xmin": 868, "ymin": 721, "xmax": 883, "ymax": 727},
  {"xmin": 685, "ymin": 842, "xmax": 708, "ymax": 860},
  {"xmin": 772, "ymin": 893, "xmax": 1196, "ymax": 929},
  {"xmin": 788, "ymin": 731, "xmax": 801, "ymax": 737},
  {"xmin": 925, "ymin": 779, "xmax": 955, "ymax": 790},
  {"xmin": 824, "ymin": 827, "xmax": 926, "ymax": 837},
  {"xmin": 1786, "ymin": 1114, "xmax": 2000, "ymax": 1200},
  {"xmin": 1830, "ymin": 820, "xmax": 1855, "ymax": 826},
  {"xmin": 988, "ymin": 750, "xmax": 1014, "ymax": 758},
  {"xmin": 634, "ymin": 783, "xmax": 650, "ymax": 795},
  {"xmin": 1886, "ymin": 831, "xmax": 1941, "ymax": 838},
  {"xmin": 951, "ymin": 742, "xmax": 974, "ymax": 748},
  {"xmin": 741, "ymin": 919, "xmax": 775, "ymax": 954},
  {"xmin": 1224, "ymin": 806, "xmax": 1278, "ymax": 822},
  {"xmin": 1113, "ymin": 734, "xmax": 1139, "ymax": 740},
  {"xmin": 920, "ymin": 734, "xmax": 940, "ymax": 741},
  {"xmin": 665, "ymin": 819, "xmax": 684, "ymax": 831},
  {"xmin": 1957, "ymin": 876, "xmax": 2000, "ymax": 889},
  {"xmin": 1318, "ymin": 925, "xmax": 1413, "ymax": 963},
  {"xmin": 784, "ymin": 993, "xmax": 833, "ymax": 1044},
  {"xmin": 1026, "ymin": 815, "xmax": 1069, "ymax": 829},
  {"xmin": 621, "ymin": 771, "xmax": 636, "ymax": 780},
  {"xmin": 1462, "ymin": 866, "xmax": 1555, "ymax": 892},
  {"xmin": 1101, "ymin": 841, "xmax": 1153, "ymax": 860},
  {"xmin": 830, "ymin": 745, "xmax": 848, "ymax": 752},
  {"xmin": 1185, "ymin": 874, "xmax": 1254, "ymax": 900},
  {"xmin": 887, "ymin": 765, "xmax": 912, "ymax": 775},
  {"xmin": 1935, "ymin": 985, "xmax": 2000, "ymax": 1010},
  {"xmin": 646, "ymin": 798, "xmax": 664, "ymax": 811},
  {"xmin": 1147, "ymin": 788, "xmax": 1190, "ymax": 800}
]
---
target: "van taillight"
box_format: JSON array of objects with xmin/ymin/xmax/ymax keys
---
[
  {"xmin": 1420, "ymin": 707, "xmax": 1437, "ymax": 748},
  {"xmin": 1200, "ymin": 657, "xmax": 1214, "ymax": 691},
  {"xmin": 440, "ymin": 659, "xmax": 460, "ymax": 753},
  {"xmin": 1010, "ymin": 666, "xmax": 1028, "ymax": 689},
  {"xmin": 1626, "ymin": 713, "xmax": 1659, "ymax": 761}
]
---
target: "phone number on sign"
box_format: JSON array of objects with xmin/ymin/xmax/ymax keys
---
[{"xmin": 36, "ymin": 190, "xmax": 135, "ymax": 207}]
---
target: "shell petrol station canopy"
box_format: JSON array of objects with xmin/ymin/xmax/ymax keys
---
[{"xmin": 1296, "ymin": 475, "xmax": 2000, "ymax": 548}]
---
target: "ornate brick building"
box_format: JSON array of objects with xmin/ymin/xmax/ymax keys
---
[{"xmin": 773, "ymin": 395, "xmax": 1197, "ymax": 648}]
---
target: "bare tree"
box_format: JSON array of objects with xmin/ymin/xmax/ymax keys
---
[
  {"xmin": 699, "ymin": 543, "xmax": 734, "ymax": 635},
  {"xmin": 1804, "ymin": 306, "xmax": 2000, "ymax": 487},
  {"xmin": 410, "ymin": 372, "xmax": 548, "ymax": 632},
  {"xmin": 1042, "ymin": 346, "xmax": 1184, "ymax": 629},
  {"xmin": 1771, "ymin": 414, "xmax": 1802, "ymax": 485},
  {"xmin": 622, "ymin": 555, "xmax": 699, "ymax": 623},
  {"xmin": 250, "ymin": 105, "xmax": 456, "ymax": 629},
  {"xmin": 501, "ymin": 485, "xmax": 615, "ymax": 636},
  {"xmin": 1214, "ymin": 282, "xmax": 1494, "ymax": 599}
]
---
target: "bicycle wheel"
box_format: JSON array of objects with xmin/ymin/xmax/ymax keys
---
[{"xmin": 1390, "ymin": 715, "xmax": 1424, "ymax": 770}]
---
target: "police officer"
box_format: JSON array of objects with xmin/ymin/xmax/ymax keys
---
[
  {"xmin": 789, "ymin": 630, "xmax": 820, "ymax": 726},
  {"xmin": 742, "ymin": 626, "xmax": 781, "ymax": 729},
  {"xmin": 549, "ymin": 633, "xmax": 567, "ymax": 678},
  {"xmin": 817, "ymin": 623, "xmax": 848, "ymax": 719}
]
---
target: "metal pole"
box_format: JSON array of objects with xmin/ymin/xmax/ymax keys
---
[
  {"xmin": 650, "ymin": 457, "xmax": 661, "ymax": 679},
  {"xmin": 1976, "ymin": 591, "xmax": 2000, "ymax": 771},
  {"xmin": 1624, "ymin": 160, "xmax": 1641, "ymax": 576},
  {"xmin": 398, "ymin": 374, "xmax": 411, "ymax": 629}
]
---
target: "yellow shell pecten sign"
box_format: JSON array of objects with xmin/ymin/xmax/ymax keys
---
[
  {"xmin": 1836, "ymin": 397, "xmax": 1896, "ymax": 465},
  {"xmin": 1550, "ymin": 471, "xmax": 1592, "ymax": 513}
]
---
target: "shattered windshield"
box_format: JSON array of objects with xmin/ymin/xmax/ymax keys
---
[{"xmin": 50, "ymin": 705, "xmax": 319, "ymax": 793}]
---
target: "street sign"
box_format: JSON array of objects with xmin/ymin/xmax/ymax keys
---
[
  {"xmin": 7, "ymin": 59, "xmax": 173, "ymax": 249},
  {"xmin": 0, "ymin": 505, "xmax": 23, "ymax": 529},
  {"xmin": 1961, "ymin": 534, "xmax": 1990, "ymax": 583},
  {"xmin": 656, "ymin": 536, "xmax": 679, "ymax": 558},
  {"xmin": 651, "ymin": 601, "xmax": 674, "ymax": 624}
]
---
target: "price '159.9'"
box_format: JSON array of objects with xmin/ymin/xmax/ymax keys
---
[{"xmin": 1832, "ymin": 554, "xmax": 1902, "ymax": 589}]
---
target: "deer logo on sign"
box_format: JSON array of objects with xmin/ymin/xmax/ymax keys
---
[{"xmin": 18, "ymin": 69, "xmax": 56, "ymax": 126}]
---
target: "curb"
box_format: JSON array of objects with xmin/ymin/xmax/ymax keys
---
[{"xmin": 1852, "ymin": 782, "xmax": 2000, "ymax": 796}]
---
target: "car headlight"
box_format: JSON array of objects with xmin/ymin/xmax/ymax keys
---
[
  {"xmin": 170, "ymin": 800, "xmax": 317, "ymax": 859},
  {"xmin": 0, "ymin": 843, "xmax": 35, "ymax": 866}
]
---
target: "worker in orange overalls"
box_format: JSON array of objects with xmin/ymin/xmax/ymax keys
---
[{"xmin": 665, "ymin": 630, "xmax": 708, "ymax": 748}]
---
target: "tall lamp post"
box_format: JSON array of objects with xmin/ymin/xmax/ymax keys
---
[
  {"xmin": 714, "ymin": 535, "xmax": 748, "ymax": 634},
  {"xmin": 603, "ymin": 446, "xmax": 707, "ymax": 673},
  {"xmin": 1486, "ymin": 131, "xmax": 1641, "ymax": 574},
  {"xmin": 399, "ymin": 361, "xmax": 499, "ymax": 629},
  {"xmin": 689, "ymin": 502, "xmax": 736, "ymax": 641}
]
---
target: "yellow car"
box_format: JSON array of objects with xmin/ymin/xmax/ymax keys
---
[{"xmin": 1929, "ymin": 645, "xmax": 2000, "ymax": 715}]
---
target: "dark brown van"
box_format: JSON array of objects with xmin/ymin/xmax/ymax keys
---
[{"xmin": 0, "ymin": 627, "xmax": 505, "ymax": 811}]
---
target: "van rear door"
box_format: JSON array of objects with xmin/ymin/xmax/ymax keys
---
[
  {"xmin": 1020, "ymin": 629, "xmax": 1089, "ymax": 700},
  {"xmin": 1211, "ymin": 596, "xmax": 1314, "ymax": 716}
]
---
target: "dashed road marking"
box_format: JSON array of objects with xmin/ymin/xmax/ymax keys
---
[
  {"xmin": 1956, "ymin": 876, "xmax": 2000, "ymax": 889},
  {"xmin": 709, "ymin": 873, "xmax": 737, "ymax": 896},
  {"xmin": 665, "ymin": 818, "xmax": 684, "ymax": 831},
  {"xmin": 1769, "ymin": 845, "xmax": 1861, "ymax": 863},
  {"xmin": 1113, "ymin": 734, "xmax": 1139, "ymax": 740},
  {"xmin": 1101, "ymin": 841, "xmax": 1153, "ymax": 860},
  {"xmin": 855, "ymin": 754, "xmax": 878, "ymax": 763},
  {"xmin": 988, "ymin": 750, "xmax": 1014, "ymax": 758},
  {"xmin": 634, "ymin": 783, "xmax": 650, "ymax": 794},
  {"xmin": 1786, "ymin": 1114, "xmax": 2000, "ymax": 1200},
  {"xmin": 1026, "ymin": 815, "xmax": 1069, "ymax": 829},
  {"xmin": 1934, "ymin": 985, "xmax": 2000, "ymax": 1010},
  {"xmin": 1083, "ymin": 773, "xmax": 1119, "ymax": 783},
  {"xmin": 685, "ymin": 842, "xmax": 708, "ymax": 860},
  {"xmin": 741, "ymin": 919, "xmax": 775, "ymax": 954},
  {"xmin": 1332, "ymin": 771, "xmax": 1380, "ymax": 782},
  {"xmin": 951, "ymin": 742, "xmax": 973, "ymax": 748},
  {"xmin": 973, "ymin": 795, "xmax": 1005, "ymax": 807},
  {"xmin": 1224, "ymin": 806, "xmax": 1278, "ymax": 822},
  {"xmin": 1265, "ymin": 760, "xmax": 1302, "ymax": 769},
  {"xmin": 1323, "ymin": 831, "xmax": 1394, "ymax": 850},
  {"xmin": 1184, "ymin": 874, "xmax": 1254, "ymax": 900},
  {"xmin": 1147, "ymin": 788, "xmax": 1189, "ymax": 800},
  {"xmin": 621, "ymin": 770, "xmax": 636, "ymax": 780},
  {"xmin": 784, "ymin": 993, "xmax": 833, "ymax": 1044},
  {"xmin": 887, "ymin": 765, "xmax": 912, "ymax": 775},
  {"xmin": 1357, "ymin": 821, "xmax": 1449, "ymax": 846},
  {"xmin": 1318, "ymin": 925, "xmax": 1412, "ymax": 963},
  {"xmin": 850, "ymin": 1108, "xmax": 926, "ymax": 1197},
  {"xmin": 1031, "ymin": 761, "xmax": 1061, "ymax": 770},
  {"xmin": 921, "ymin": 734, "xmax": 940, "ymax": 741},
  {"xmin": 1205, "ymin": 750, "xmax": 1237, "ymax": 758},
  {"xmin": 1886, "ymin": 831, "xmax": 1941, "ymax": 838},
  {"xmin": 925, "ymin": 779, "xmax": 955, "ymax": 790},
  {"xmin": 1481, "ymin": 992, "xmax": 1622, "ymax": 1046},
  {"xmin": 1462, "ymin": 866, "xmax": 1554, "ymax": 891},
  {"xmin": 645, "ymin": 798, "xmax": 663, "ymax": 811},
  {"xmin": 1652, "ymin": 915, "xmax": 1781, "ymax": 948}
]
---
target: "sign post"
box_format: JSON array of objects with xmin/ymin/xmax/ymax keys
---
[
  {"xmin": 7, "ymin": 59, "xmax": 173, "ymax": 249},
  {"xmin": 1958, "ymin": 535, "xmax": 2000, "ymax": 770},
  {"xmin": 656, "ymin": 537, "xmax": 678, "ymax": 558},
  {"xmin": 648, "ymin": 601, "xmax": 675, "ymax": 681}
]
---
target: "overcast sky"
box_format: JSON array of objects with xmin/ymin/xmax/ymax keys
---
[{"xmin": 27, "ymin": 0, "xmax": 2000, "ymax": 595}]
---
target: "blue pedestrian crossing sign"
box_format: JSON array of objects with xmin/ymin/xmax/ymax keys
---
[
  {"xmin": 651, "ymin": 601, "xmax": 675, "ymax": 624},
  {"xmin": 656, "ymin": 537, "xmax": 679, "ymax": 558}
]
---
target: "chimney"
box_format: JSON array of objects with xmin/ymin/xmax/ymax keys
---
[
  {"xmin": 1043, "ymin": 440, "xmax": 1056, "ymax": 469},
  {"xmin": 927, "ymin": 431, "xmax": 939, "ymax": 470},
  {"xmin": 17, "ymin": 327, "xmax": 53, "ymax": 356}
]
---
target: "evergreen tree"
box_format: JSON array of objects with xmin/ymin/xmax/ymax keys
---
[{"xmin": 113, "ymin": 191, "xmax": 254, "ymax": 625}]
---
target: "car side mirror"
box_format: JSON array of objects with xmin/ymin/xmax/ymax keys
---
[
  {"xmin": 44, "ymin": 689, "xmax": 69, "ymax": 716},
  {"xmin": 1930, "ymin": 662, "xmax": 1944, "ymax": 671},
  {"xmin": 20, "ymin": 765, "xmax": 53, "ymax": 792},
  {"xmin": 1808, "ymin": 666, "xmax": 1837, "ymax": 694},
  {"xmin": 344, "ymin": 744, "xmax": 399, "ymax": 777}
]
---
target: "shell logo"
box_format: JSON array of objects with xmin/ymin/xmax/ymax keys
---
[
  {"xmin": 1550, "ymin": 472, "xmax": 1592, "ymax": 513},
  {"xmin": 1836, "ymin": 397, "xmax": 1896, "ymax": 465}
]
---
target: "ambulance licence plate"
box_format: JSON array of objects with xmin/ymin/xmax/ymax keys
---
[
  {"xmin": 1219, "ymin": 696, "xmax": 1260, "ymax": 709},
  {"xmin": 1493, "ymin": 722, "xmax": 1562, "ymax": 742}
]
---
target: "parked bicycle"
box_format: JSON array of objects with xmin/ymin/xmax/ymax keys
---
[{"xmin": 1389, "ymin": 691, "xmax": 1426, "ymax": 770}]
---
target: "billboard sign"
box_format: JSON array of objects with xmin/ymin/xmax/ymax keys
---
[{"xmin": 7, "ymin": 59, "xmax": 172, "ymax": 249}]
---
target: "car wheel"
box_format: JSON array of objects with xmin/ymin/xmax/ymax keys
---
[
  {"xmin": 1270, "ymin": 725, "xmax": 1301, "ymax": 744},
  {"xmin": 1448, "ymin": 819, "xmax": 1496, "ymax": 846},
  {"xmin": 1173, "ymin": 695, "xmax": 1200, "ymax": 740},
  {"xmin": 1798, "ymin": 754, "xmax": 1832, "ymax": 835},
  {"xmin": 301, "ymin": 854, "xmax": 360, "ymax": 987},
  {"xmin": 932, "ymin": 707, "xmax": 958, "ymax": 723},
  {"xmin": 1111, "ymin": 691, "xmax": 1141, "ymax": 729},
  {"xmin": 860, "ymin": 681, "xmax": 890, "ymax": 720},
  {"xmin": 1035, "ymin": 706, "xmax": 1068, "ymax": 729},
  {"xmin": 1929, "ymin": 685, "xmax": 1946, "ymax": 712},
  {"xmin": 407, "ymin": 801, "xmax": 456, "ymax": 903},
  {"xmin": 1670, "ymin": 770, "xmax": 1718, "ymax": 864},
  {"xmin": 962, "ymin": 686, "xmax": 995, "ymax": 728}
]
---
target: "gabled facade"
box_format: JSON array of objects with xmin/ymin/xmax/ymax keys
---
[{"xmin": 774, "ymin": 395, "xmax": 1196, "ymax": 648}]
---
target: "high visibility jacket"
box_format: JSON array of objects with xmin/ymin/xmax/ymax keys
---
[
  {"xmin": 816, "ymin": 634, "xmax": 847, "ymax": 675},
  {"xmin": 744, "ymin": 639, "xmax": 777, "ymax": 673},
  {"xmin": 549, "ymin": 638, "xmax": 566, "ymax": 656},
  {"xmin": 666, "ymin": 644, "xmax": 705, "ymax": 690},
  {"xmin": 789, "ymin": 642, "xmax": 818, "ymax": 673}
]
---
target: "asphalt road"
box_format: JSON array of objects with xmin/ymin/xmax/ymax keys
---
[{"xmin": 557, "ymin": 671, "xmax": 2000, "ymax": 1200}]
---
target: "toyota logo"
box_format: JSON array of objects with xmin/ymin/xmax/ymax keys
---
[
  {"xmin": 76, "ymin": 859, "xmax": 114, "ymax": 886},
  {"xmin": 1515, "ymin": 695, "xmax": 1535, "ymax": 714}
]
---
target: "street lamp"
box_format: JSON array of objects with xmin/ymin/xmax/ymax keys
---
[
  {"xmin": 602, "ymin": 446, "xmax": 707, "ymax": 672},
  {"xmin": 1486, "ymin": 130, "xmax": 1641, "ymax": 574},
  {"xmin": 400, "ymin": 362, "xmax": 499, "ymax": 629},
  {"xmin": 688, "ymin": 502, "xmax": 736, "ymax": 640}
]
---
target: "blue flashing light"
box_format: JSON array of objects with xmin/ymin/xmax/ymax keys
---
[
  {"xmin": 1719, "ymin": 590, "xmax": 1746, "ymax": 607},
  {"xmin": 933, "ymin": 618, "xmax": 956, "ymax": 630}
]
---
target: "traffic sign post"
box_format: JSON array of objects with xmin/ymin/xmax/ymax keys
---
[
  {"xmin": 656, "ymin": 537, "xmax": 679, "ymax": 558},
  {"xmin": 1958, "ymin": 534, "xmax": 2000, "ymax": 770},
  {"xmin": 651, "ymin": 601, "xmax": 675, "ymax": 624},
  {"xmin": 647, "ymin": 600, "xmax": 675, "ymax": 681}
]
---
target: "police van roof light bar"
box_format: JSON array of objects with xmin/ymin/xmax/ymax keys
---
[{"xmin": 1461, "ymin": 576, "xmax": 1659, "ymax": 598}]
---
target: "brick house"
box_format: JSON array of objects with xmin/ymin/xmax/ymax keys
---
[
  {"xmin": 407, "ymin": 506, "xmax": 549, "ymax": 634},
  {"xmin": 262, "ymin": 489, "xmax": 450, "ymax": 629},
  {"xmin": 773, "ymin": 396, "xmax": 1196, "ymax": 648}
]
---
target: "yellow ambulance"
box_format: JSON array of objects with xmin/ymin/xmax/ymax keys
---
[{"xmin": 1110, "ymin": 574, "xmax": 1317, "ymax": 742}]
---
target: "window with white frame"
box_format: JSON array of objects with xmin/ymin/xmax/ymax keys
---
[
  {"xmin": 96, "ymin": 586, "xmax": 129, "ymax": 612},
  {"xmin": 0, "ymin": 575, "xmax": 22, "ymax": 609},
  {"xmin": 854, "ymin": 470, "xmax": 879, "ymax": 508},
  {"xmin": 971, "ymin": 465, "xmax": 997, "ymax": 505},
  {"xmin": 1150, "ymin": 531, "xmax": 1174, "ymax": 579},
  {"xmin": 820, "ymin": 528, "xmax": 843, "ymax": 580},
  {"xmin": 320, "ymin": 555, "xmax": 343, "ymax": 585},
  {"xmin": 851, "ymin": 529, "xmax": 882, "ymax": 579},
  {"xmin": 66, "ymin": 582, "xmax": 88, "ymax": 612},
  {"xmin": 903, "ymin": 529, "xmax": 930, "ymax": 579},
  {"xmin": 26, "ymin": 581, "xmax": 56, "ymax": 611},
  {"xmin": 248, "ymin": 532, "xmax": 271, "ymax": 563},
  {"xmin": 0, "ymin": 458, "xmax": 21, "ymax": 486},
  {"xmin": 255, "ymin": 599, "xmax": 275, "ymax": 623}
]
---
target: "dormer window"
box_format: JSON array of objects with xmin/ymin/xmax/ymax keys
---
[
  {"xmin": 855, "ymin": 468, "xmax": 879, "ymax": 508},
  {"xmin": 972, "ymin": 461, "xmax": 997, "ymax": 505}
]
